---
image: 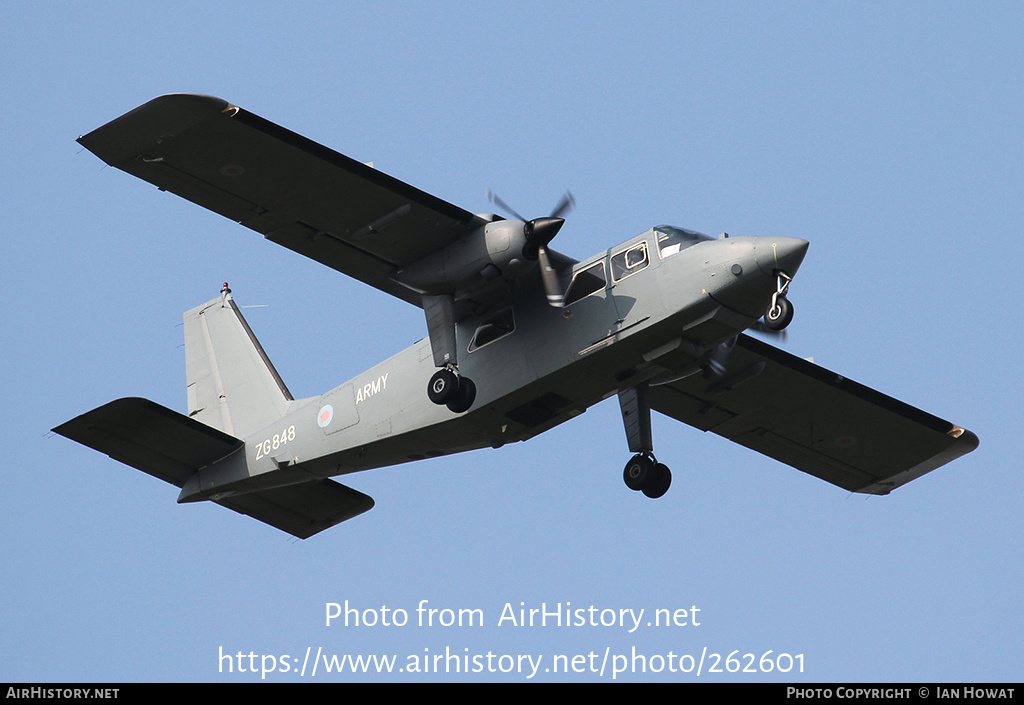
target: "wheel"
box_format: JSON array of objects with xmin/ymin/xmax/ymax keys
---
[
  {"xmin": 623, "ymin": 454, "xmax": 654, "ymax": 491},
  {"xmin": 446, "ymin": 376, "xmax": 476, "ymax": 413},
  {"xmin": 427, "ymin": 369, "xmax": 460, "ymax": 405},
  {"xmin": 642, "ymin": 463, "xmax": 672, "ymax": 499},
  {"xmin": 764, "ymin": 295, "xmax": 794, "ymax": 331}
]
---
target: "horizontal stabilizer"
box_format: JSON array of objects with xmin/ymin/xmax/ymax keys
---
[
  {"xmin": 53, "ymin": 397, "xmax": 242, "ymax": 488},
  {"xmin": 55, "ymin": 397, "xmax": 375, "ymax": 538},
  {"xmin": 215, "ymin": 480, "xmax": 374, "ymax": 539}
]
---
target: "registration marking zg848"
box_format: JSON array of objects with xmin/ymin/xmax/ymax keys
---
[{"xmin": 254, "ymin": 425, "xmax": 296, "ymax": 461}]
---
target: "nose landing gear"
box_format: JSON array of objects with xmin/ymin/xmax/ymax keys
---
[
  {"xmin": 764, "ymin": 295, "xmax": 794, "ymax": 330},
  {"xmin": 763, "ymin": 271, "xmax": 795, "ymax": 331}
]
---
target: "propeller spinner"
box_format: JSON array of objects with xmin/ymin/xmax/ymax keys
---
[{"xmin": 487, "ymin": 190, "xmax": 575, "ymax": 307}]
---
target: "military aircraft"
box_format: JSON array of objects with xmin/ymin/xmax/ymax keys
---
[{"xmin": 55, "ymin": 94, "xmax": 979, "ymax": 539}]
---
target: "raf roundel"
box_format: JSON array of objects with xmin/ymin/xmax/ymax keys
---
[{"xmin": 317, "ymin": 404, "xmax": 334, "ymax": 429}]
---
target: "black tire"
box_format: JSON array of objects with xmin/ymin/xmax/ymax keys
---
[
  {"xmin": 642, "ymin": 463, "xmax": 672, "ymax": 499},
  {"xmin": 446, "ymin": 376, "xmax": 476, "ymax": 413},
  {"xmin": 764, "ymin": 296, "xmax": 794, "ymax": 331},
  {"xmin": 427, "ymin": 369, "xmax": 460, "ymax": 405},
  {"xmin": 623, "ymin": 454, "xmax": 654, "ymax": 491}
]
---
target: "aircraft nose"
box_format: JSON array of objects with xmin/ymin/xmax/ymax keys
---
[{"xmin": 757, "ymin": 237, "xmax": 809, "ymax": 276}]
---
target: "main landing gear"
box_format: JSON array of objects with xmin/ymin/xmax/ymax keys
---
[
  {"xmin": 427, "ymin": 366, "xmax": 476, "ymax": 413},
  {"xmin": 618, "ymin": 381, "xmax": 672, "ymax": 499},
  {"xmin": 421, "ymin": 293, "xmax": 476, "ymax": 413},
  {"xmin": 623, "ymin": 453, "xmax": 672, "ymax": 499}
]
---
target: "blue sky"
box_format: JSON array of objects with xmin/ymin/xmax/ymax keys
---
[{"xmin": 3, "ymin": 2, "xmax": 1020, "ymax": 682}]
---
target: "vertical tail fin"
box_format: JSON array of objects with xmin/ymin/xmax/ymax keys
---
[{"xmin": 184, "ymin": 286, "xmax": 292, "ymax": 438}]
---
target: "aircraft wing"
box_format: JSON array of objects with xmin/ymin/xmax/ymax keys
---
[
  {"xmin": 648, "ymin": 335, "xmax": 979, "ymax": 494},
  {"xmin": 77, "ymin": 94, "xmax": 488, "ymax": 307}
]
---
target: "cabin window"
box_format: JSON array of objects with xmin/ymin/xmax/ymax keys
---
[
  {"xmin": 563, "ymin": 261, "xmax": 607, "ymax": 306},
  {"xmin": 468, "ymin": 307, "xmax": 515, "ymax": 352},
  {"xmin": 655, "ymin": 225, "xmax": 714, "ymax": 259},
  {"xmin": 611, "ymin": 241, "xmax": 649, "ymax": 282}
]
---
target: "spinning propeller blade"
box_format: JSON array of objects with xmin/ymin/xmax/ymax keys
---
[
  {"xmin": 750, "ymin": 320, "xmax": 789, "ymax": 342},
  {"xmin": 485, "ymin": 189, "xmax": 526, "ymax": 222}
]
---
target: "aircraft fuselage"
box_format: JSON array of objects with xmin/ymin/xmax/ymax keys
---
[{"xmin": 178, "ymin": 228, "xmax": 808, "ymax": 503}]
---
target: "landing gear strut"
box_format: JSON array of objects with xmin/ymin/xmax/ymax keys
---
[{"xmin": 618, "ymin": 382, "xmax": 672, "ymax": 499}]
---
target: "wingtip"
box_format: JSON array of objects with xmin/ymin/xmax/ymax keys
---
[{"xmin": 949, "ymin": 425, "xmax": 980, "ymax": 452}]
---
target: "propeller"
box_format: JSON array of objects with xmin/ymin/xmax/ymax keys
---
[
  {"xmin": 706, "ymin": 323, "xmax": 786, "ymax": 382},
  {"xmin": 750, "ymin": 320, "xmax": 789, "ymax": 342},
  {"xmin": 704, "ymin": 323, "xmax": 787, "ymax": 379},
  {"xmin": 486, "ymin": 190, "xmax": 575, "ymax": 223},
  {"xmin": 487, "ymin": 190, "xmax": 575, "ymax": 307},
  {"xmin": 706, "ymin": 336, "xmax": 737, "ymax": 377}
]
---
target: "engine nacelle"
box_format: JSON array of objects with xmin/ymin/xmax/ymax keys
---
[{"xmin": 394, "ymin": 219, "xmax": 532, "ymax": 296}]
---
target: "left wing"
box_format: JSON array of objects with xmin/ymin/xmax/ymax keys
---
[
  {"xmin": 649, "ymin": 335, "xmax": 978, "ymax": 494},
  {"xmin": 78, "ymin": 94, "xmax": 488, "ymax": 306}
]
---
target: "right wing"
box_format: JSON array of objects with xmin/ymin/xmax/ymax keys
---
[
  {"xmin": 78, "ymin": 94, "xmax": 488, "ymax": 307},
  {"xmin": 649, "ymin": 335, "xmax": 979, "ymax": 494}
]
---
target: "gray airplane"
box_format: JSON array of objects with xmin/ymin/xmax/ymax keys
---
[{"xmin": 55, "ymin": 94, "xmax": 979, "ymax": 539}]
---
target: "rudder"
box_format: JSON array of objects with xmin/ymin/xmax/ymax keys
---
[{"xmin": 184, "ymin": 285, "xmax": 293, "ymax": 437}]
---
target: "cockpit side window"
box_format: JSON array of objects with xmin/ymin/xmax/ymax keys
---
[
  {"xmin": 611, "ymin": 241, "xmax": 649, "ymax": 282},
  {"xmin": 563, "ymin": 261, "xmax": 607, "ymax": 306},
  {"xmin": 655, "ymin": 225, "xmax": 714, "ymax": 259}
]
